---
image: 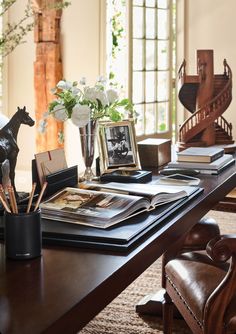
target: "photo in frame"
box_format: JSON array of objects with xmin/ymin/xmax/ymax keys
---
[{"xmin": 98, "ymin": 120, "xmax": 140, "ymax": 175}]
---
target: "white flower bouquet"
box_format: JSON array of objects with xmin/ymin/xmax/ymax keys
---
[{"xmin": 48, "ymin": 77, "xmax": 134, "ymax": 128}]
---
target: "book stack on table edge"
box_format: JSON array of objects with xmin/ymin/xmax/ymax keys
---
[{"xmin": 167, "ymin": 147, "xmax": 235, "ymax": 175}]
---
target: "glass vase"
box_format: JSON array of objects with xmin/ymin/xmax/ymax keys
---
[{"xmin": 79, "ymin": 120, "xmax": 98, "ymax": 182}]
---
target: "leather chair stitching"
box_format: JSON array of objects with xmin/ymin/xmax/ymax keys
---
[{"xmin": 166, "ymin": 273, "xmax": 203, "ymax": 329}]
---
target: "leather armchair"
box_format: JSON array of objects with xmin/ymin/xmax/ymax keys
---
[
  {"xmin": 161, "ymin": 217, "xmax": 220, "ymax": 288},
  {"xmin": 136, "ymin": 217, "xmax": 220, "ymax": 316},
  {"xmin": 163, "ymin": 234, "xmax": 236, "ymax": 334}
]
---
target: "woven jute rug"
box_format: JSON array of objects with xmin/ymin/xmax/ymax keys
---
[{"xmin": 80, "ymin": 210, "xmax": 236, "ymax": 334}]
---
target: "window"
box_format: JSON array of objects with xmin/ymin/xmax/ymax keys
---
[
  {"xmin": 131, "ymin": 0, "xmax": 176, "ymax": 140},
  {"xmin": 106, "ymin": 0, "xmax": 176, "ymax": 140}
]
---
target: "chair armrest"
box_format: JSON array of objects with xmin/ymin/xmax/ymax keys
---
[
  {"xmin": 204, "ymin": 234, "xmax": 236, "ymax": 330},
  {"xmin": 206, "ymin": 234, "xmax": 236, "ymax": 262}
]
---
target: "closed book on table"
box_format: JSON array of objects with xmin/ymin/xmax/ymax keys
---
[
  {"xmin": 177, "ymin": 147, "xmax": 224, "ymax": 163},
  {"xmin": 168, "ymin": 154, "xmax": 233, "ymax": 170},
  {"xmin": 198, "ymin": 158, "xmax": 235, "ymax": 175}
]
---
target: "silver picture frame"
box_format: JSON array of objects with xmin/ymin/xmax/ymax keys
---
[{"xmin": 98, "ymin": 119, "xmax": 140, "ymax": 175}]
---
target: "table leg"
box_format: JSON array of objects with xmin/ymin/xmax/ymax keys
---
[{"xmin": 135, "ymin": 288, "xmax": 182, "ymax": 318}]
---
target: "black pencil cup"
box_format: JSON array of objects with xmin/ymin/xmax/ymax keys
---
[{"xmin": 4, "ymin": 206, "xmax": 42, "ymax": 260}]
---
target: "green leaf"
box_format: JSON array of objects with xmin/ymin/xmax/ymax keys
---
[
  {"xmin": 109, "ymin": 109, "xmax": 122, "ymax": 122},
  {"xmin": 117, "ymin": 98, "xmax": 130, "ymax": 106},
  {"xmin": 96, "ymin": 98, "xmax": 103, "ymax": 110},
  {"xmin": 48, "ymin": 101, "xmax": 59, "ymax": 112}
]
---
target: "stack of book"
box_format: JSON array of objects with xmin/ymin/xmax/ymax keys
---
[{"xmin": 167, "ymin": 147, "xmax": 235, "ymax": 175}]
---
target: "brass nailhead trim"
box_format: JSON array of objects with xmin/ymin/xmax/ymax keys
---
[{"xmin": 166, "ymin": 274, "xmax": 203, "ymax": 329}]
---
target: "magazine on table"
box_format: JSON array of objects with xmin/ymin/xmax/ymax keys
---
[{"xmin": 40, "ymin": 185, "xmax": 200, "ymax": 229}]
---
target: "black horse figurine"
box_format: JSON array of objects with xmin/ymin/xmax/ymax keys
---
[{"xmin": 0, "ymin": 107, "xmax": 35, "ymax": 198}]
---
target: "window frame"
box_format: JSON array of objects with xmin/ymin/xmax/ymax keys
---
[{"xmin": 128, "ymin": 0, "xmax": 176, "ymax": 141}]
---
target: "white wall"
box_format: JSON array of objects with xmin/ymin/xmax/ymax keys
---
[
  {"xmin": 61, "ymin": 0, "xmax": 104, "ymax": 168},
  {"xmin": 7, "ymin": 0, "xmax": 35, "ymax": 171},
  {"xmin": 179, "ymin": 0, "xmax": 236, "ymax": 139}
]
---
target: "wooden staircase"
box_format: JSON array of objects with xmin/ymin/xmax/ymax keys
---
[
  {"xmin": 215, "ymin": 116, "xmax": 234, "ymax": 144},
  {"xmin": 177, "ymin": 52, "xmax": 234, "ymax": 150}
]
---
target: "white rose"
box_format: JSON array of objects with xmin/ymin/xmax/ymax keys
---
[
  {"xmin": 71, "ymin": 104, "xmax": 90, "ymax": 127},
  {"xmin": 71, "ymin": 86, "xmax": 80, "ymax": 95},
  {"xmin": 106, "ymin": 89, "xmax": 119, "ymax": 104},
  {"xmin": 57, "ymin": 80, "xmax": 73, "ymax": 90},
  {"xmin": 84, "ymin": 87, "xmax": 97, "ymax": 103},
  {"xmin": 95, "ymin": 90, "xmax": 108, "ymax": 107},
  {"xmin": 52, "ymin": 104, "xmax": 68, "ymax": 122}
]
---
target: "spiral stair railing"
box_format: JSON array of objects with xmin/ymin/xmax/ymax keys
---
[
  {"xmin": 177, "ymin": 59, "xmax": 186, "ymax": 81},
  {"xmin": 215, "ymin": 115, "xmax": 233, "ymax": 141},
  {"xmin": 178, "ymin": 60, "xmax": 232, "ymax": 144}
]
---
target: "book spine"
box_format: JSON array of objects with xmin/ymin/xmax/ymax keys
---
[
  {"xmin": 198, "ymin": 169, "xmax": 218, "ymax": 175},
  {"xmin": 198, "ymin": 159, "xmax": 235, "ymax": 175},
  {"xmin": 168, "ymin": 155, "xmax": 232, "ymax": 170},
  {"xmin": 210, "ymin": 150, "xmax": 224, "ymax": 162},
  {"xmin": 177, "ymin": 150, "xmax": 224, "ymax": 163}
]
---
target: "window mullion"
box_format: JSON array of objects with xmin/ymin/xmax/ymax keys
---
[{"xmin": 168, "ymin": 0, "xmax": 174, "ymax": 138}]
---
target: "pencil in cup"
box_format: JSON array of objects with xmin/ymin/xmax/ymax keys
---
[
  {"xmin": 26, "ymin": 182, "xmax": 37, "ymax": 213},
  {"xmin": 7, "ymin": 186, "xmax": 18, "ymax": 214},
  {"xmin": 34, "ymin": 182, "xmax": 48, "ymax": 212}
]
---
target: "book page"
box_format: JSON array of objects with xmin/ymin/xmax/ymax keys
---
[
  {"xmin": 83, "ymin": 182, "xmax": 194, "ymax": 197},
  {"xmin": 40, "ymin": 187, "xmax": 150, "ymax": 228},
  {"xmin": 82, "ymin": 182, "xmax": 200, "ymax": 207}
]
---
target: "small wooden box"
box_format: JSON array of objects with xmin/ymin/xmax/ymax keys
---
[{"xmin": 138, "ymin": 138, "xmax": 171, "ymax": 168}]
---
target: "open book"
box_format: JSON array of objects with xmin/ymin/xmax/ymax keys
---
[{"xmin": 40, "ymin": 185, "xmax": 199, "ymax": 229}]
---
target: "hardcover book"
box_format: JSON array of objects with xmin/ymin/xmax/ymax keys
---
[
  {"xmin": 177, "ymin": 147, "xmax": 224, "ymax": 163},
  {"xmin": 195, "ymin": 158, "xmax": 235, "ymax": 175},
  {"xmin": 168, "ymin": 154, "xmax": 233, "ymax": 171},
  {"xmin": 40, "ymin": 185, "xmax": 198, "ymax": 229}
]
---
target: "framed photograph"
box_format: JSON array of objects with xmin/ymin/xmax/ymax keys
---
[{"xmin": 98, "ymin": 119, "xmax": 140, "ymax": 174}]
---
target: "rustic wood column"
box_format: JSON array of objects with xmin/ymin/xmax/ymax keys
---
[{"xmin": 34, "ymin": 0, "xmax": 64, "ymax": 152}]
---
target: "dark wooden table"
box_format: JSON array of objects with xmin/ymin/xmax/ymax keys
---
[{"xmin": 0, "ymin": 164, "xmax": 236, "ymax": 334}]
